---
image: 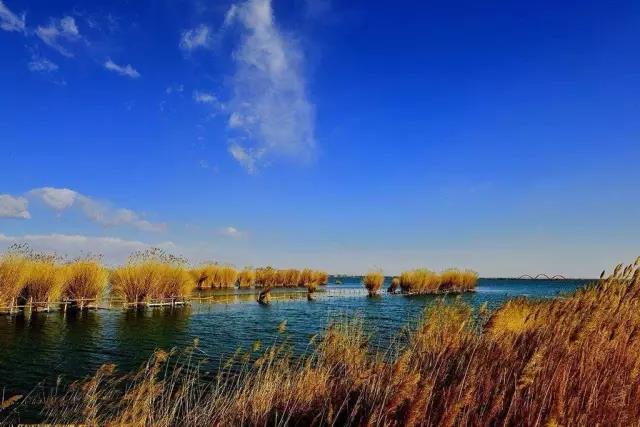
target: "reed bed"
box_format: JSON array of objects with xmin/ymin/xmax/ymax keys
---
[
  {"xmin": 254, "ymin": 267, "xmax": 328, "ymax": 288},
  {"xmin": 190, "ymin": 264, "xmax": 238, "ymax": 289},
  {"xmin": 277, "ymin": 268, "xmax": 301, "ymax": 287},
  {"xmin": 237, "ymin": 268, "xmax": 256, "ymax": 288},
  {"xmin": 363, "ymin": 270, "xmax": 384, "ymax": 296},
  {"xmin": 110, "ymin": 249, "xmax": 191, "ymax": 305},
  {"xmin": 110, "ymin": 262, "xmax": 191, "ymax": 305},
  {"xmin": 21, "ymin": 259, "xmax": 65, "ymax": 308},
  {"xmin": 399, "ymin": 267, "xmax": 478, "ymax": 294},
  {"xmin": 254, "ymin": 267, "xmax": 278, "ymax": 288},
  {"xmin": 439, "ymin": 268, "xmax": 478, "ymax": 291},
  {"xmin": 0, "ymin": 249, "xmax": 108, "ymax": 311},
  {"xmin": 1, "ymin": 245, "xmax": 330, "ymax": 313},
  {"xmin": 61, "ymin": 259, "xmax": 108, "ymax": 307},
  {"xmin": 44, "ymin": 258, "xmax": 640, "ymax": 426},
  {"xmin": 0, "ymin": 245, "xmax": 67, "ymax": 310},
  {"xmin": 0, "ymin": 253, "xmax": 28, "ymax": 309}
]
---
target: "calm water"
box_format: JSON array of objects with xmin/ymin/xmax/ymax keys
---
[{"xmin": 0, "ymin": 277, "xmax": 589, "ymax": 417}]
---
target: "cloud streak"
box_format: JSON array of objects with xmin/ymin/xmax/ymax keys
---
[
  {"xmin": 0, "ymin": 0, "xmax": 25, "ymax": 32},
  {"xmin": 179, "ymin": 24, "xmax": 212, "ymax": 51},
  {"xmin": 223, "ymin": 0, "xmax": 315, "ymax": 172},
  {"xmin": 104, "ymin": 59, "xmax": 140, "ymax": 78},
  {"xmin": 0, "ymin": 194, "xmax": 30, "ymax": 219},
  {"xmin": 28, "ymin": 55, "xmax": 59, "ymax": 72},
  {"xmin": 28, "ymin": 187, "xmax": 165, "ymax": 232},
  {"xmin": 35, "ymin": 16, "xmax": 82, "ymax": 57},
  {"xmin": 193, "ymin": 90, "xmax": 219, "ymax": 104}
]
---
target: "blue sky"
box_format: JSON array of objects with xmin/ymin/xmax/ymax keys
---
[{"xmin": 1, "ymin": 0, "xmax": 639, "ymax": 277}]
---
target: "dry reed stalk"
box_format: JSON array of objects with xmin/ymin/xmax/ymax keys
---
[
  {"xmin": 62, "ymin": 259, "xmax": 108, "ymax": 307},
  {"xmin": 363, "ymin": 271, "xmax": 384, "ymax": 296},
  {"xmin": 238, "ymin": 268, "xmax": 256, "ymax": 288},
  {"xmin": 0, "ymin": 254, "xmax": 28, "ymax": 309},
  {"xmin": 43, "ymin": 258, "xmax": 640, "ymax": 426},
  {"xmin": 255, "ymin": 267, "xmax": 277, "ymax": 288},
  {"xmin": 22, "ymin": 259, "xmax": 65, "ymax": 308}
]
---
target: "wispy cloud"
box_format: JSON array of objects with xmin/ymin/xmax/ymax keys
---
[
  {"xmin": 0, "ymin": 233, "xmax": 176, "ymax": 264},
  {"xmin": 35, "ymin": 16, "xmax": 82, "ymax": 57},
  {"xmin": 0, "ymin": 194, "xmax": 30, "ymax": 219},
  {"xmin": 228, "ymin": 143, "xmax": 259, "ymax": 174},
  {"xmin": 192, "ymin": 90, "xmax": 226, "ymax": 113},
  {"xmin": 179, "ymin": 24, "xmax": 212, "ymax": 51},
  {"xmin": 104, "ymin": 59, "xmax": 140, "ymax": 78},
  {"xmin": 223, "ymin": 0, "xmax": 315, "ymax": 172},
  {"xmin": 0, "ymin": 0, "xmax": 25, "ymax": 32},
  {"xmin": 193, "ymin": 90, "xmax": 217, "ymax": 104},
  {"xmin": 28, "ymin": 187, "xmax": 165, "ymax": 232},
  {"xmin": 28, "ymin": 55, "xmax": 58, "ymax": 72}
]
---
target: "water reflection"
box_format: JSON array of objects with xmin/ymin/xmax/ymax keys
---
[{"xmin": 113, "ymin": 307, "xmax": 192, "ymax": 371}]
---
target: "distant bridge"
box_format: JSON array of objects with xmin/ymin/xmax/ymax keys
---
[{"xmin": 517, "ymin": 274, "xmax": 567, "ymax": 280}]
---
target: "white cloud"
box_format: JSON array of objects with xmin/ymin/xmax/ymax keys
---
[
  {"xmin": 224, "ymin": 0, "xmax": 315, "ymax": 171},
  {"xmin": 179, "ymin": 24, "xmax": 212, "ymax": 51},
  {"xmin": 79, "ymin": 201, "xmax": 166, "ymax": 232},
  {"xmin": 219, "ymin": 226, "xmax": 247, "ymax": 239},
  {"xmin": 28, "ymin": 187, "xmax": 165, "ymax": 232},
  {"xmin": 104, "ymin": 59, "xmax": 140, "ymax": 78},
  {"xmin": 36, "ymin": 16, "xmax": 82, "ymax": 57},
  {"xmin": 28, "ymin": 55, "xmax": 59, "ymax": 72},
  {"xmin": 28, "ymin": 187, "xmax": 77, "ymax": 210},
  {"xmin": 0, "ymin": 194, "xmax": 30, "ymax": 219},
  {"xmin": 228, "ymin": 112, "xmax": 245, "ymax": 128},
  {"xmin": 0, "ymin": 0, "xmax": 25, "ymax": 32},
  {"xmin": 229, "ymin": 143, "xmax": 259, "ymax": 174},
  {"xmin": 0, "ymin": 233, "xmax": 176, "ymax": 265}
]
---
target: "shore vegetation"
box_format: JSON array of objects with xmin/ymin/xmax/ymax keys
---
[{"xmin": 44, "ymin": 258, "xmax": 640, "ymax": 426}]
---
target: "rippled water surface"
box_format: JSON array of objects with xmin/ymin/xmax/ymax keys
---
[{"xmin": 0, "ymin": 277, "xmax": 590, "ymax": 413}]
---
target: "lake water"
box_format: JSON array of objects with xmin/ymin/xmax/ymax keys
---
[{"xmin": 0, "ymin": 277, "xmax": 590, "ymax": 419}]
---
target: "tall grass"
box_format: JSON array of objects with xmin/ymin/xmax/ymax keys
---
[
  {"xmin": 21, "ymin": 259, "xmax": 65, "ymax": 308},
  {"xmin": 1, "ymin": 245, "xmax": 329, "ymax": 310},
  {"xmin": 238, "ymin": 268, "xmax": 256, "ymax": 288},
  {"xmin": 399, "ymin": 268, "xmax": 440, "ymax": 293},
  {"xmin": 45, "ymin": 257, "xmax": 640, "ymax": 426},
  {"xmin": 254, "ymin": 267, "xmax": 277, "ymax": 288},
  {"xmin": 252, "ymin": 267, "xmax": 328, "ymax": 288},
  {"xmin": 149, "ymin": 263, "xmax": 192, "ymax": 301},
  {"xmin": 276, "ymin": 268, "xmax": 300, "ymax": 287},
  {"xmin": 313, "ymin": 270, "xmax": 328, "ymax": 286},
  {"xmin": 190, "ymin": 264, "xmax": 238, "ymax": 289},
  {"xmin": 439, "ymin": 268, "xmax": 478, "ymax": 291},
  {"xmin": 399, "ymin": 267, "xmax": 478, "ymax": 294},
  {"xmin": 363, "ymin": 271, "xmax": 384, "ymax": 296},
  {"xmin": 62, "ymin": 258, "xmax": 108, "ymax": 307},
  {"xmin": 111, "ymin": 262, "xmax": 192, "ymax": 304},
  {"xmin": 0, "ymin": 244, "xmax": 66, "ymax": 309},
  {"xmin": 0, "ymin": 253, "xmax": 27, "ymax": 309},
  {"xmin": 110, "ymin": 249, "xmax": 191, "ymax": 304}
]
